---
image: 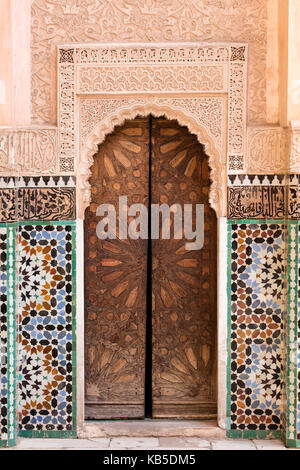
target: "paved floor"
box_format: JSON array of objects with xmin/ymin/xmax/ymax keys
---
[{"xmin": 0, "ymin": 437, "xmax": 293, "ymax": 450}]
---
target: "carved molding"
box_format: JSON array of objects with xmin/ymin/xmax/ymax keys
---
[
  {"xmin": 58, "ymin": 43, "xmax": 247, "ymax": 174},
  {"xmin": 246, "ymin": 126, "xmax": 288, "ymax": 174},
  {"xmin": 78, "ymin": 100, "xmax": 226, "ymax": 219},
  {"xmin": 0, "ymin": 176, "xmax": 76, "ymax": 222},
  {"xmin": 56, "ymin": 43, "xmax": 247, "ymax": 221},
  {"xmin": 69, "ymin": 43, "xmax": 247, "ymax": 219},
  {"xmin": 0, "ymin": 128, "xmax": 58, "ymax": 175}
]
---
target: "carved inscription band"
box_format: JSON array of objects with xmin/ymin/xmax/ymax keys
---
[
  {"xmin": 228, "ymin": 174, "xmax": 300, "ymax": 219},
  {"xmin": 0, "ymin": 177, "xmax": 76, "ymax": 222}
]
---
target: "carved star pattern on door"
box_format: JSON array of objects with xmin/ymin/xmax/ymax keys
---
[{"xmin": 151, "ymin": 119, "xmax": 217, "ymax": 418}]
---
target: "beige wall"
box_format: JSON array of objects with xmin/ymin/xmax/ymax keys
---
[
  {"xmin": 0, "ymin": 0, "xmax": 12, "ymax": 126},
  {"xmin": 288, "ymin": 0, "xmax": 300, "ymax": 123},
  {"xmin": 0, "ymin": 0, "xmax": 31, "ymax": 127}
]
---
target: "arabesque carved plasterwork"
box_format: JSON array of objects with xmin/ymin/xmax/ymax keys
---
[
  {"xmin": 77, "ymin": 64, "xmax": 227, "ymax": 94},
  {"xmin": 290, "ymin": 127, "xmax": 300, "ymax": 173},
  {"xmin": 0, "ymin": 128, "xmax": 58, "ymax": 175},
  {"xmin": 67, "ymin": 43, "xmax": 247, "ymax": 218},
  {"xmin": 58, "ymin": 43, "xmax": 247, "ymax": 188},
  {"xmin": 246, "ymin": 127, "xmax": 288, "ymax": 174},
  {"xmin": 77, "ymin": 100, "xmax": 226, "ymax": 219},
  {"xmin": 80, "ymin": 97, "xmax": 225, "ymax": 152},
  {"xmin": 31, "ymin": 0, "xmax": 267, "ymax": 124}
]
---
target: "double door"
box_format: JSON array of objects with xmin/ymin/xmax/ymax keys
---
[{"xmin": 84, "ymin": 116, "xmax": 217, "ymax": 419}]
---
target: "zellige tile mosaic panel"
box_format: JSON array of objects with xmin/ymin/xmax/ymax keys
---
[
  {"xmin": 18, "ymin": 222, "xmax": 76, "ymax": 437},
  {"xmin": 227, "ymin": 221, "xmax": 286, "ymax": 438},
  {"xmin": 0, "ymin": 225, "xmax": 16, "ymax": 447}
]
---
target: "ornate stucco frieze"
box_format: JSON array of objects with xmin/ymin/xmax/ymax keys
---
[
  {"xmin": 30, "ymin": 0, "xmax": 268, "ymax": 125},
  {"xmin": 65, "ymin": 43, "xmax": 248, "ymax": 218}
]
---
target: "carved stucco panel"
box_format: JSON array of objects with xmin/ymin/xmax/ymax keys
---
[
  {"xmin": 246, "ymin": 127, "xmax": 288, "ymax": 174},
  {"xmin": 58, "ymin": 43, "xmax": 247, "ymax": 175},
  {"xmin": 0, "ymin": 128, "xmax": 58, "ymax": 175},
  {"xmin": 290, "ymin": 127, "xmax": 300, "ymax": 173},
  {"xmin": 31, "ymin": 0, "xmax": 267, "ymax": 125},
  {"xmin": 80, "ymin": 97, "xmax": 225, "ymax": 153},
  {"xmin": 77, "ymin": 64, "xmax": 227, "ymax": 94}
]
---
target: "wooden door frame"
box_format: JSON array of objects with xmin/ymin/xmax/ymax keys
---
[{"xmin": 56, "ymin": 42, "xmax": 248, "ymax": 436}]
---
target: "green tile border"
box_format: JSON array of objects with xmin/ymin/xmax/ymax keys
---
[
  {"xmin": 226, "ymin": 220, "xmax": 286, "ymax": 440},
  {"xmin": 17, "ymin": 221, "xmax": 77, "ymax": 439},
  {"xmin": 71, "ymin": 221, "xmax": 77, "ymax": 436},
  {"xmin": 0, "ymin": 223, "xmax": 17, "ymax": 447},
  {"xmin": 7, "ymin": 224, "xmax": 17, "ymax": 446},
  {"xmin": 18, "ymin": 430, "xmax": 77, "ymax": 439},
  {"xmin": 226, "ymin": 221, "xmax": 232, "ymax": 433},
  {"xmin": 284, "ymin": 221, "xmax": 298, "ymax": 447},
  {"xmin": 227, "ymin": 430, "xmax": 283, "ymax": 440},
  {"xmin": 0, "ymin": 223, "xmax": 7, "ymax": 447}
]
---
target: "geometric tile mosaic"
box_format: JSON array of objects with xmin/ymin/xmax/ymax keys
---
[
  {"xmin": 285, "ymin": 221, "xmax": 300, "ymax": 448},
  {"xmin": 0, "ymin": 224, "xmax": 16, "ymax": 447},
  {"xmin": 227, "ymin": 221, "xmax": 286, "ymax": 439},
  {"xmin": 18, "ymin": 222, "xmax": 76, "ymax": 437}
]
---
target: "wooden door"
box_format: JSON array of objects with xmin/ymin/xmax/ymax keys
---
[
  {"xmin": 84, "ymin": 116, "xmax": 217, "ymax": 420},
  {"xmin": 84, "ymin": 117, "xmax": 150, "ymax": 419},
  {"xmin": 151, "ymin": 118, "xmax": 217, "ymax": 418}
]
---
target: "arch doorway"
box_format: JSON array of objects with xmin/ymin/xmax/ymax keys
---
[{"xmin": 84, "ymin": 116, "xmax": 217, "ymax": 420}]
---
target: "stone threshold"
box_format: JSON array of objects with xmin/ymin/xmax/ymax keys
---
[{"xmin": 79, "ymin": 419, "xmax": 226, "ymax": 439}]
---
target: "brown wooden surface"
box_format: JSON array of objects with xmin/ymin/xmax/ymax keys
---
[
  {"xmin": 84, "ymin": 116, "xmax": 217, "ymax": 420},
  {"xmin": 151, "ymin": 118, "xmax": 217, "ymax": 418},
  {"xmin": 84, "ymin": 117, "xmax": 149, "ymax": 419}
]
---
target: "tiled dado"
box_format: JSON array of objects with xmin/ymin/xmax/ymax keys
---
[
  {"xmin": 227, "ymin": 221, "xmax": 286, "ymax": 439},
  {"xmin": 0, "ymin": 225, "xmax": 16, "ymax": 447},
  {"xmin": 228, "ymin": 174, "xmax": 300, "ymax": 219},
  {"xmin": 0, "ymin": 177, "xmax": 76, "ymax": 222},
  {"xmin": 18, "ymin": 222, "xmax": 76, "ymax": 437},
  {"xmin": 284, "ymin": 221, "xmax": 300, "ymax": 448}
]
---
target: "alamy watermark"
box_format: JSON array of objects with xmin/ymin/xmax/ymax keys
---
[{"xmin": 96, "ymin": 196, "xmax": 204, "ymax": 251}]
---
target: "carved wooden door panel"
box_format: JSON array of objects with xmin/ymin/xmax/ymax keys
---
[
  {"xmin": 85, "ymin": 116, "xmax": 217, "ymax": 420},
  {"xmin": 84, "ymin": 117, "xmax": 149, "ymax": 419},
  {"xmin": 151, "ymin": 118, "xmax": 217, "ymax": 418}
]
